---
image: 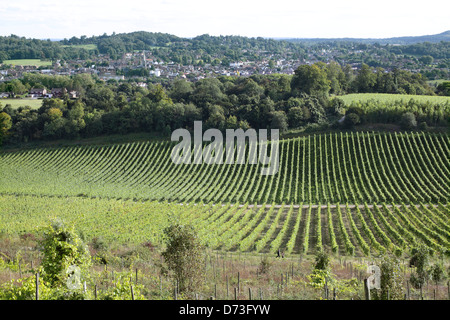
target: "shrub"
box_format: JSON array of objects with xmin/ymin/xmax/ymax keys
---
[
  {"xmin": 161, "ymin": 223, "xmax": 205, "ymax": 293},
  {"xmin": 343, "ymin": 112, "xmax": 360, "ymax": 129},
  {"xmin": 400, "ymin": 112, "xmax": 417, "ymax": 130},
  {"xmin": 39, "ymin": 219, "xmax": 91, "ymax": 289}
]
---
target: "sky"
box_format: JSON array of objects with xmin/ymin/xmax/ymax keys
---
[{"xmin": 0, "ymin": 0, "xmax": 449, "ymax": 40}]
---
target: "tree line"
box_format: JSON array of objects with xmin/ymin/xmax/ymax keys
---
[{"xmin": 0, "ymin": 63, "xmax": 448, "ymax": 145}]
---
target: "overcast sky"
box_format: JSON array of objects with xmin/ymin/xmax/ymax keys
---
[{"xmin": 1, "ymin": 0, "xmax": 448, "ymax": 39}]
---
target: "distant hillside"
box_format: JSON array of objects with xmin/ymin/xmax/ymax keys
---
[{"xmin": 282, "ymin": 30, "xmax": 450, "ymax": 45}]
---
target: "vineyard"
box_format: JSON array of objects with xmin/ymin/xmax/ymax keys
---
[
  {"xmin": 0, "ymin": 195, "xmax": 449, "ymax": 257},
  {"xmin": 0, "ymin": 131, "xmax": 449, "ymax": 257},
  {"xmin": 0, "ymin": 131, "xmax": 448, "ymax": 204}
]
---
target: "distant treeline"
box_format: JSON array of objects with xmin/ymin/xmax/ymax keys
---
[
  {"xmin": 0, "ymin": 62, "xmax": 448, "ymax": 145},
  {"xmin": 0, "ymin": 31, "xmax": 448, "ymax": 69}
]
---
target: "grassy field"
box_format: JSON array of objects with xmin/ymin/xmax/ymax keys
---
[
  {"xmin": 61, "ymin": 44, "xmax": 98, "ymax": 50},
  {"xmin": 0, "ymin": 98, "xmax": 43, "ymax": 109},
  {"xmin": 339, "ymin": 93, "xmax": 450, "ymax": 105},
  {"xmin": 2, "ymin": 59, "xmax": 52, "ymax": 67}
]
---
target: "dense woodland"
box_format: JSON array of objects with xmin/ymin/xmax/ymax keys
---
[{"xmin": 0, "ymin": 61, "xmax": 448, "ymax": 145}]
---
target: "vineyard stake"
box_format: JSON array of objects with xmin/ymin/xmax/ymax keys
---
[
  {"xmin": 130, "ymin": 284, "xmax": 135, "ymax": 300},
  {"xmin": 364, "ymin": 278, "xmax": 370, "ymax": 300},
  {"xmin": 35, "ymin": 272, "xmax": 39, "ymax": 300},
  {"xmin": 226, "ymin": 275, "xmax": 229, "ymax": 298}
]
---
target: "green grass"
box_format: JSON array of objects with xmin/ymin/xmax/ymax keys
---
[
  {"xmin": 0, "ymin": 98, "xmax": 43, "ymax": 109},
  {"xmin": 3, "ymin": 59, "xmax": 52, "ymax": 67},
  {"xmin": 339, "ymin": 93, "xmax": 450, "ymax": 105},
  {"xmin": 61, "ymin": 44, "xmax": 98, "ymax": 50}
]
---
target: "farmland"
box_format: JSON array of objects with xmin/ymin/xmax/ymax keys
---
[
  {"xmin": 2, "ymin": 59, "xmax": 52, "ymax": 67},
  {"xmin": 0, "ymin": 195, "xmax": 448, "ymax": 257},
  {"xmin": 0, "ymin": 98, "xmax": 43, "ymax": 109},
  {"xmin": 0, "ymin": 130, "xmax": 448, "ymax": 301},
  {"xmin": 0, "ymin": 131, "xmax": 448, "ymax": 256},
  {"xmin": 1, "ymin": 132, "xmax": 448, "ymax": 204},
  {"xmin": 340, "ymin": 93, "xmax": 450, "ymax": 105}
]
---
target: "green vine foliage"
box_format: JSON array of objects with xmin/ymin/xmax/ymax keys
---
[{"xmin": 39, "ymin": 219, "xmax": 92, "ymax": 289}]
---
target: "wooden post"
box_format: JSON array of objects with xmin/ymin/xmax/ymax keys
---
[
  {"xmin": 406, "ymin": 280, "xmax": 410, "ymax": 300},
  {"xmin": 447, "ymin": 281, "xmax": 449, "ymax": 300},
  {"xmin": 130, "ymin": 284, "xmax": 135, "ymax": 300},
  {"xmin": 237, "ymin": 272, "xmax": 240, "ymax": 293},
  {"xmin": 234, "ymin": 287, "xmax": 237, "ymax": 300},
  {"xmin": 214, "ymin": 284, "xmax": 217, "ymax": 299},
  {"xmin": 35, "ymin": 273, "xmax": 39, "ymax": 300},
  {"xmin": 248, "ymin": 287, "xmax": 252, "ymax": 300},
  {"xmin": 364, "ymin": 278, "xmax": 370, "ymax": 300},
  {"xmin": 95, "ymin": 285, "xmax": 97, "ymax": 300},
  {"xmin": 135, "ymin": 268, "xmax": 138, "ymax": 284},
  {"xmin": 226, "ymin": 275, "xmax": 229, "ymax": 299}
]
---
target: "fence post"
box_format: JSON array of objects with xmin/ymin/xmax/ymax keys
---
[
  {"xmin": 226, "ymin": 275, "xmax": 229, "ymax": 299},
  {"xmin": 237, "ymin": 272, "xmax": 240, "ymax": 293},
  {"xmin": 364, "ymin": 278, "xmax": 370, "ymax": 300},
  {"xmin": 35, "ymin": 273, "xmax": 39, "ymax": 300},
  {"xmin": 131, "ymin": 284, "xmax": 135, "ymax": 300}
]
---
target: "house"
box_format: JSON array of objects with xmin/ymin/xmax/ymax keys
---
[
  {"xmin": 68, "ymin": 90, "xmax": 78, "ymax": 99},
  {"xmin": 51, "ymin": 88, "xmax": 67, "ymax": 98},
  {"xmin": 29, "ymin": 88, "xmax": 47, "ymax": 98}
]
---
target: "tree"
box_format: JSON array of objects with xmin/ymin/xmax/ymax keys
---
[
  {"xmin": 355, "ymin": 63, "xmax": 376, "ymax": 93},
  {"xmin": 161, "ymin": 223, "xmax": 205, "ymax": 294},
  {"xmin": 287, "ymin": 106, "xmax": 304, "ymax": 128},
  {"xmin": 400, "ymin": 112, "xmax": 417, "ymax": 130},
  {"xmin": 372, "ymin": 255, "xmax": 403, "ymax": 300},
  {"xmin": 0, "ymin": 111, "xmax": 12, "ymax": 144},
  {"xmin": 269, "ymin": 110, "xmax": 288, "ymax": 132},
  {"xmin": 343, "ymin": 113, "xmax": 360, "ymax": 129},
  {"xmin": 409, "ymin": 244, "xmax": 430, "ymax": 292},
  {"xmin": 169, "ymin": 79, "xmax": 194, "ymax": 103},
  {"xmin": 291, "ymin": 64, "xmax": 330, "ymax": 97}
]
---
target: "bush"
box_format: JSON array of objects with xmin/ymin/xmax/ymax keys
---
[
  {"xmin": 343, "ymin": 113, "xmax": 360, "ymax": 129},
  {"xmin": 161, "ymin": 223, "xmax": 205, "ymax": 293},
  {"xmin": 400, "ymin": 112, "xmax": 417, "ymax": 130},
  {"xmin": 313, "ymin": 250, "xmax": 330, "ymax": 271},
  {"xmin": 39, "ymin": 219, "xmax": 91, "ymax": 289},
  {"xmin": 371, "ymin": 255, "xmax": 404, "ymax": 300}
]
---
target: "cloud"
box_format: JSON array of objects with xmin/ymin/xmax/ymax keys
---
[{"xmin": 0, "ymin": 0, "xmax": 448, "ymax": 39}]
